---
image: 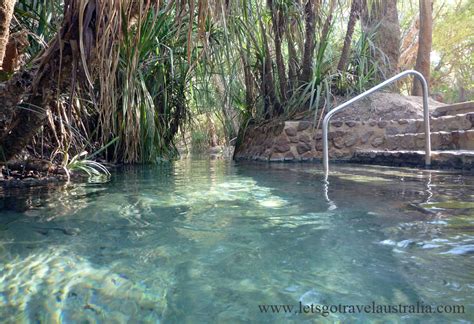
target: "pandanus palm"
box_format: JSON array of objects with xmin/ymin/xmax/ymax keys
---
[
  {"xmin": 0, "ymin": 0, "xmax": 212, "ymax": 163},
  {"xmin": 0, "ymin": 0, "xmax": 406, "ymax": 164}
]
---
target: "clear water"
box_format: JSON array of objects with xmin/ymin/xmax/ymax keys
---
[{"xmin": 0, "ymin": 159, "xmax": 473, "ymax": 323}]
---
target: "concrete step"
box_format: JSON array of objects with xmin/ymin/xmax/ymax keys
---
[
  {"xmin": 432, "ymin": 101, "xmax": 474, "ymax": 117},
  {"xmin": 351, "ymin": 150, "xmax": 474, "ymax": 170},
  {"xmin": 384, "ymin": 112, "xmax": 474, "ymax": 135},
  {"xmin": 385, "ymin": 130, "xmax": 474, "ymax": 151}
]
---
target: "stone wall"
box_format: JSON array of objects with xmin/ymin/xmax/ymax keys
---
[
  {"xmin": 234, "ymin": 119, "xmax": 390, "ymax": 162},
  {"xmin": 234, "ymin": 96, "xmax": 474, "ymax": 163},
  {"xmin": 234, "ymin": 112, "xmax": 474, "ymax": 162}
]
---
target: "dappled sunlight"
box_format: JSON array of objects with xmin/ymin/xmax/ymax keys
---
[{"xmin": 0, "ymin": 248, "xmax": 169, "ymax": 323}]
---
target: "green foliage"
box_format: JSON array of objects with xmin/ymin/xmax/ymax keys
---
[
  {"xmin": 9, "ymin": 0, "xmax": 471, "ymax": 166},
  {"xmin": 398, "ymin": 0, "xmax": 473, "ymax": 102},
  {"xmin": 110, "ymin": 6, "xmax": 189, "ymax": 163},
  {"xmin": 431, "ymin": 0, "xmax": 473, "ymax": 102},
  {"xmin": 14, "ymin": 0, "xmax": 63, "ymax": 60},
  {"xmin": 61, "ymin": 151, "xmax": 110, "ymax": 180},
  {"xmin": 203, "ymin": 0, "xmax": 385, "ymax": 129},
  {"xmin": 337, "ymin": 31, "xmax": 381, "ymax": 95},
  {"xmin": 11, "ymin": 1, "xmax": 214, "ymax": 165},
  {"xmin": 190, "ymin": 128, "xmax": 209, "ymax": 153}
]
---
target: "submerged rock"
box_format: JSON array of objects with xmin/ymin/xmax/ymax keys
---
[
  {"xmin": 379, "ymin": 239, "xmax": 396, "ymax": 246},
  {"xmin": 397, "ymin": 239, "xmax": 416, "ymax": 248},
  {"xmin": 428, "ymin": 220, "xmax": 448, "ymax": 225},
  {"xmin": 421, "ymin": 244, "xmax": 441, "ymax": 249},
  {"xmin": 33, "ymin": 227, "xmax": 81, "ymax": 236},
  {"xmin": 442, "ymin": 245, "xmax": 474, "ymax": 255}
]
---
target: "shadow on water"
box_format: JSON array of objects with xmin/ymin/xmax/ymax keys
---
[{"xmin": 0, "ymin": 159, "xmax": 473, "ymax": 322}]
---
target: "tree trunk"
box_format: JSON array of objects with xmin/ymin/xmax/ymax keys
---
[
  {"xmin": 0, "ymin": 0, "xmax": 16, "ymax": 68},
  {"xmin": 412, "ymin": 0, "xmax": 433, "ymax": 96},
  {"xmin": 0, "ymin": 0, "xmax": 123, "ymax": 161},
  {"xmin": 0, "ymin": 96, "xmax": 49, "ymax": 161},
  {"xmin": 362, "ymin": 0, "xmax": 401, "ymax": 78},
  {"xmin": 0, "ymin": 69, "xmax": 34, "ymax": 138},
  {"xmin": 270, "ymin": 0, "xmax": 288, "ymax": 103},
  {"xmin": 287, "ymin": 23, "xmax": 299, "ymax": 95},
  {"xmin": 2, "ymin": 30, "xmax": 29, "ymax": 73},
  {"xmin": 260, "ymin": 20, "xmax": 281, "ymax": 118},
  {"xmin": 337, "ymin": 0, "xmax": 360, "ymax": 72},
  {"xmin": 0, "ymin": 40, "xmax": 74, "ymax": 161},
  {"xmin": 399, "ymin": 16, "xmax": 420, "ymax": 71},
  {"xmin": 299, "ymin": 0, "xmax": 317, "ymax": 84},
  {"xmin": 321, "ymin": 0, "xmax": 336, "ymax": 43},
  {"xmin": 241, "ymin": 53, "xmax": 254, "ymax": 110}
]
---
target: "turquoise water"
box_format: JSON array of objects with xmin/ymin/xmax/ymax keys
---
[{"xmin": 0, "ymin": 159, "xmax": 473, "ymax": 323}]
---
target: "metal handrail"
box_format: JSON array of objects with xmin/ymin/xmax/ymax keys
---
[{"xmin": 323, "ymin": 70, "xmax": 431, "ymax": 178}]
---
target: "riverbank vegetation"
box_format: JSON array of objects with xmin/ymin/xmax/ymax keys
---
[{"xmin": 0, "ymin": 0, "xmax": 472, "ymax": 173}]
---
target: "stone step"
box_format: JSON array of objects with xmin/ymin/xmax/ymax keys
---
[
  {"xmin": 350, "ymin": 150, "xmax": 474, "ymax": 170},
  {"xmin": 384, "ymin": 112, "xmax": 474, "ymax": 135},
  {"xmin": 385, "ymin": 130, "xmax": 474, "ymax": 151},
  {"xmin": 432, "ymin": 101, "xmax": 474, "ymax": 117}
]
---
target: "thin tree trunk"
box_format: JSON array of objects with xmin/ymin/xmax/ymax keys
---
[
  {"xmin": 337, "ymin": 0, "xmax": 360, "ymax": 72},
  {"xmin": 299, "ymin": 0, "xmax": 317, "ymax": 84},
  {"xmin": 287, "ymin": 23, "xmax": 299, "ymax": 95},
  {"xmin": 260, "ymin": 20, "xmax": 281, "ymax": 118},
  {"xmin": 269, "ymin": 0, "xmax": 288, "ymax": 103},
  {"xmin": 321, "ymin": 0, "xmax": 336, "ymax": 42},
  {"xmin": 412, "ymin": 0, "xmax": 432, "ymax": 96},
  {"xmin": 0, "ymin": 0, "xmax": 16, "ymax": 67},
  {"xmin": 242, "ymin": 53, "xmax": 254, "ymax": 109},
  {"xmin": 399, "ymin": 16, "xmax": 420, "ymax": 71},
  {"xmin": 458, "ymin": 86, "xmax": 466, "ymax": 102}
]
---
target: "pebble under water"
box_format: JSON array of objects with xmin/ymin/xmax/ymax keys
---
[{"xmin": 0, "ymin": 159, "xmax": 473, "ymax": 323}]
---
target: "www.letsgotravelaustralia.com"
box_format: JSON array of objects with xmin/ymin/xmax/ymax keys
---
[{"xmin": 258, "ymin": 301, "xmax": 465, "ymax": 317}]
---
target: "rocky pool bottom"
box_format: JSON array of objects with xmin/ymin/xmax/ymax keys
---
[{"xmin": 0, "ymin": 160, "xmax": 473, "ymax": 323}]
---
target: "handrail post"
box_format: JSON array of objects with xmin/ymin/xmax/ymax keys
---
[
  {"xmin": 421, "ymin": 75, "xmax": 432, "ymax": 167},
  {"xmin": 323, "ymin": 70, "xmax": 431, "ymax": 179}
]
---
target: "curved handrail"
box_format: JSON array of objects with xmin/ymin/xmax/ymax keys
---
[{"xmin": 323, "ymin": 70, "xmax": 431, "ymax": 179}]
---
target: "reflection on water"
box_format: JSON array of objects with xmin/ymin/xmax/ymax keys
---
[{"xmin": 0, "ymin": 160, "xmax": 473, "ymax": 323}]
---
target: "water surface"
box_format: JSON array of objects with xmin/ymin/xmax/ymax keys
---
[{"xmin": 1, "ymin": 160, "xmax": 473, "ymax": 323}]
